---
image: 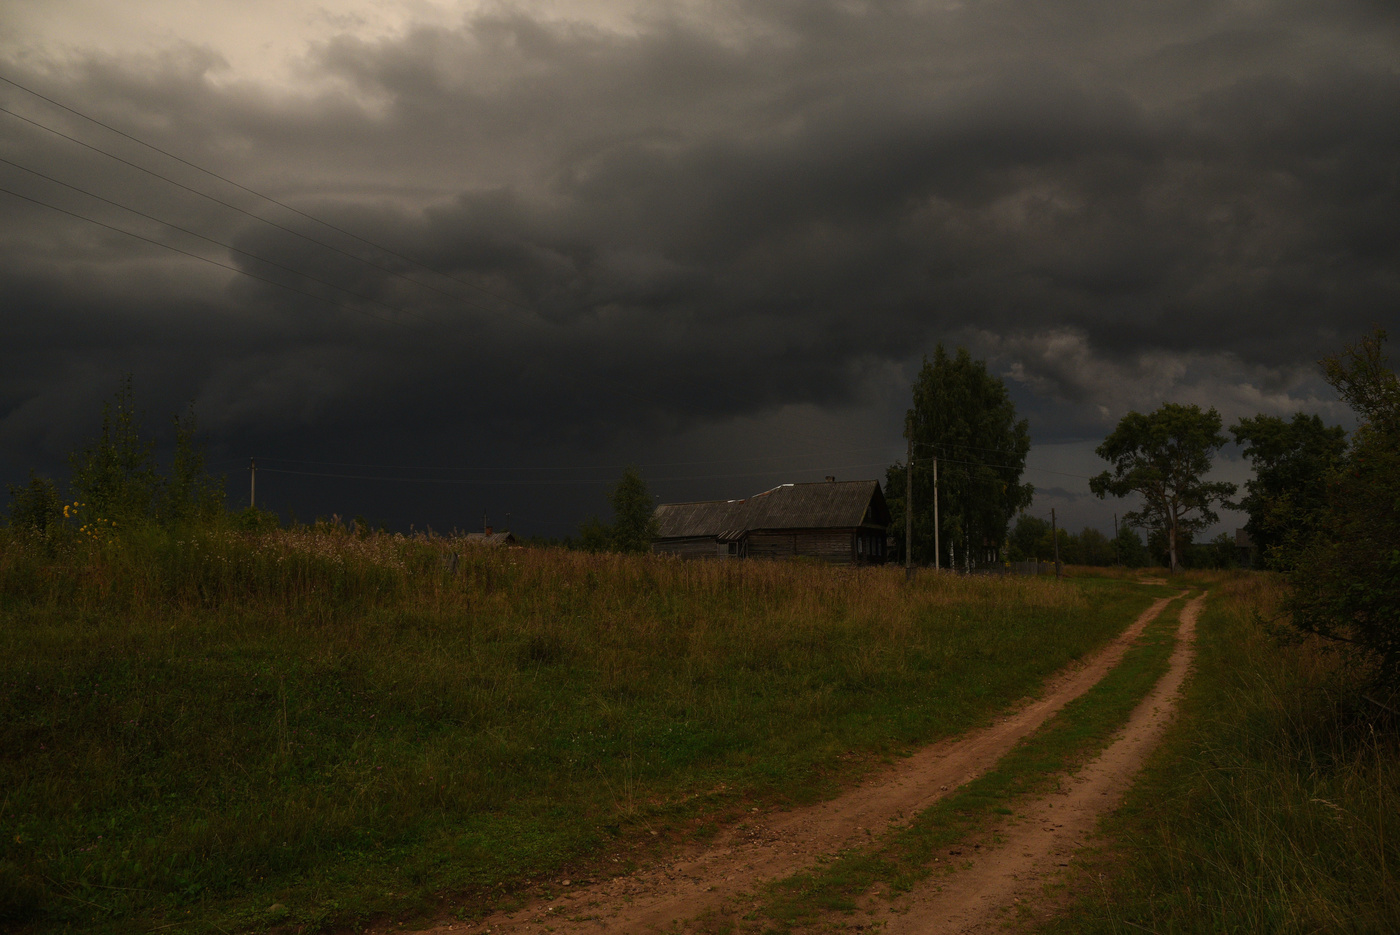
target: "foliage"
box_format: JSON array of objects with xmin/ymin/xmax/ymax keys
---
[
  {"xmin": 1287, "ymin": 327, "xmax": 1400, "ymax": 686},
  {"xmin": 1230, "ymin": 412, "xmax": 1346, "ymax": 569},
  {"xmin": 1090, "ymin": 402, "xmax": 1236, "ymax": 573},
  {"xmin": 1007, "ymin": 516, "xmax": 1151, "ymax": 567},
  {"xmin": 1007, "ymin": 514, "xmax": 1050, "ymax": 561},
  {"xmin": 162, "ymin": 403, "xmax": 225, "ymax": 523},
  {"xmin": 0, "ymin": 527, "xmax": 1151, "ymax": 933},
  {"xmin": 4, "ymin": 471, "xmax": 63, "ymax": 534},
  {"xmin": 1113, "ymin": 523, "xmax": 1151, "ymax": 567},
  {"xmin": 1047, "ymin": 575, "xmax": 1400, "ymax": 934},
  {"xmin": 67, "ymin": 376, "xmax": 161, "ymax": 525},
  {"xmin": 575, "ymin": 467, "xmax": 658, "ymax": 553},
  {"xmin": 886, "ymin": 345, "xmax": 1033, "ymax": 568},
  {"xmin": 608, "ymin": 466, "xmax": 658, "ymax": 553}
]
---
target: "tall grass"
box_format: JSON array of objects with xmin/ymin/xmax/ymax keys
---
[
  {"xmin": 1047, "ymin": 574, "xmax": 1400, "ymax": 933},
  {"xmin": 0, "ymin": 525, "xmax": 1154, "ymax": 933}
]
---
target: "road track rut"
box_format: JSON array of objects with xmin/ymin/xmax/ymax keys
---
[{"xmin": 405, "ymin": 593, "xmax": 1186, "ymax": 935}]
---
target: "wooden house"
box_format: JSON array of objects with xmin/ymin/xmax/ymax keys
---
[{"xmin": 652, "ymin": 479, "xmax": 892, "ymax": 564}]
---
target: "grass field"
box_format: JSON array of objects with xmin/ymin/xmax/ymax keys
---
[
  {"xmin": 1041, "ymin": 574, "xmax": 1400, "ymax": 934},
  {"xmin": 0, "ymin": 525, "xmax": 1159, "ymax": 934}
]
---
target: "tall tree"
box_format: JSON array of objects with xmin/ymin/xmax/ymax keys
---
[
  {"xmin": 1230, "ymin": 412, "xmax": 1346, "ymax": 569},
  {"xmin": 1288, "ymin": 328, "xmax": 1400, "ymax": 686},
  {"xmin": 1090, "ymin": 403, "xmax": 1236, "ymax": 573},
  {"xmin": 68, "ymin": 376, "xmax": 159, "ymax": 525},
  {"xmin": 578, "ymin": 466, "xmax": 657, "ymax": 554},
  {"xmin": 886, "ymin": 345, "xmax": 1032, "ymax": 567}
]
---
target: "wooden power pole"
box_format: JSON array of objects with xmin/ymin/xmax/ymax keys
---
[
  {"xmin": 932, "ymin": 454, "xmax": 939, "ymax": 571},
  {"xmin": 249, "ymin": 457, "xmax": 256, "ymax": 510},
  {"xmin": 1052, "ymin": 507, "xmax": 1061, "ymax": 579},
  {"xmin": 905, "ymin": 435, "xmax": 914, "ymax": 581}
]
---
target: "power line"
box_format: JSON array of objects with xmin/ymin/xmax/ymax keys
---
[
  {"xmin": 258, "ymin": 461, "xmax": 892, "ymax": 485},
  {"xmin": 0, "ymin": 104, "xmax": 504, "ymax": 319},
  {"xmin": 0, "ymin": 185, "xmax": 406, "ymax": 328},
  {"xmin": 0, "ymin": 72, "xmax": 533, "ymax": 315},
  {"xmin": 0, "ymin": 155, "xmax": 439, "ymax": 326}
]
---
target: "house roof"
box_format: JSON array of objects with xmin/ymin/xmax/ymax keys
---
[
  {"xmin": 654, "ymin": 480, "xmax": 890, "ymax": 539},
  {"xmin": 464, "ymin": 531, "xmax": 516, "ymax": 546}
]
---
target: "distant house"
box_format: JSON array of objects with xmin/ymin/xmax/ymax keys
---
[
  {"xmin": 652, "ymin": 479, "xmax": 892, "ymax": 564},
  {"xmin": 464, "ymin": 528, "xmax": 516, "ymax": 547}
]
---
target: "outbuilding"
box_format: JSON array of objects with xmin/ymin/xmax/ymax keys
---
[{"xmin": 652, "ymin": 479, "xmax": 891, "ymax": 564}]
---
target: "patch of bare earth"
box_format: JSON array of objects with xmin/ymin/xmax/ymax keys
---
[
  {"xmin": 868, "ymin": 590, "xmax": 1204, "ymax": 934},
  {"xmin": 401, "ymin": 594, "xmax": 1181, "ymax": 935}
]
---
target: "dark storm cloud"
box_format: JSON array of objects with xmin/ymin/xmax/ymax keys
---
[{"xmin": 2, "ymin": 0, "xmax": 1398, "ymax": 523}]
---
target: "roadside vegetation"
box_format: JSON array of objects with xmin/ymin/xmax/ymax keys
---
[{"xmin": 1041, "ymin": 573, "xmax": 1400, "ymax": 934}]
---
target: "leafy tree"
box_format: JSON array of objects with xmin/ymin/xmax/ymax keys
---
[
  {"xmin": 886, "ymin": 345, "xmax": 1033, "ymax": 567},
  {"xmin": 1113, "ymin": 524, "xmax": 1150, "ymax": 568},
  {"xmin": 1288, "ymin": 328, "xmax": 1400, "ymax": 686},
  {"xmin": 609, "ymin": 466, "xmax": 658, "ymax": 553},
  {"xmin": 1008, "ymin": 514, "xmax": 1050, "ymax": 561},
  {"xmin": 161, "ymin": 403, "xmax": 225, "ymax": 523},
  {"xmin": 577, "ymin": 467, "xmax": 658, "ymax": 553},
  {"xmin": 1230, "ymin": 412, "xmax": 1346, "ymax": 569},
  {"xmin": 1075, "ymin": 527, "xmax": 1115, "ymax": 566},
  {"xmin": 68, "ymin": 376, "xmax": 160, "ymax": 525},
  {"xmin": 1090, "ymin": 403, "xmax": 1236, "ymax": 573},
  {"xmin": 6, "ymin": 471, "xmax": 63, "ymax": 534}
]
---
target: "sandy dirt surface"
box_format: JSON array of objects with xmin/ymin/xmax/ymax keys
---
[
  {"xmin": 874, "ymin": 590, "xmax": 1204, "ymax": 934},
  {"xmin": 401, "ymin": 593, "xmax": 1182, "ymax": 935}
]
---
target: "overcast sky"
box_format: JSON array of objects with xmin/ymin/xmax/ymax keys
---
[{"xmin": 2, "ymin": 0, "xmax": 1394, "ymax": 538}]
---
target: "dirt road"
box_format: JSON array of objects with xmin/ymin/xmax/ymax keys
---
[
  {"xmin": 408, "ymin": 592, "xmax": 1190, "ymax": 935},
  {"xmin": 876, "ymin": 589, "xmax": 1203, "ymax": 934}
]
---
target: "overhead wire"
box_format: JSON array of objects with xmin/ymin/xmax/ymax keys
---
[
  {"xmin": 0, "ymin": 72, "xmax": 532, "ymax": 314},
  {"xmin": 0, "ymin": 105, "xmax": 507, "ymax": 319},
  {"xmin": 0, "ymin": 184, "xmax": 417, "ymax": 327},
  {"xmin": 0, "ymin": 155, "xmax": 441, "ymax": 326}
]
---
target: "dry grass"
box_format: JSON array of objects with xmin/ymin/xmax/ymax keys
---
[{"xmin": 0, "ymin": 524, "xmax": 1149, "ymax": 934}]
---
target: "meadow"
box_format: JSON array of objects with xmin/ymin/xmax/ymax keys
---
[{"xmin": 0, "ymin": 524, "xmax": 1157, "ymax": 933}]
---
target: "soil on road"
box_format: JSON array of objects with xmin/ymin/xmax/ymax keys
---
[{"xmin": 403, "ymin": 591, "xmax": 1195, "ymax": 935}]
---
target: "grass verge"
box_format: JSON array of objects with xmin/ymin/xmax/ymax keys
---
[
  {"xmin": 743, "ymin": 586, "xmax": 1192, "ymax": 932},
  {"xmin": 1037, "ymin": 574, "xmax": 1400, "ymax": 934},
  {"xmin": 0, "ymin": 526, "xmax": 1161, "ymax": 934}
]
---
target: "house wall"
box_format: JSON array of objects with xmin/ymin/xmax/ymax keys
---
[
  {"xmin": 652, "ymin": 537, "xmax": 725, "ymax": 559},
  {"xmin": 746, "ymin": 528, "xmax": 856, "ymax": 563}
]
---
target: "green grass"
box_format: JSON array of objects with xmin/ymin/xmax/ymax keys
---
[
  {"xmin": 739, "ymin": 584, "xmax": 1191, "ymax": 931},
  {"xmin": 0, "ymin": 525, "xmax": 1158, "ymax": 933},
  {"xmin": 1038, "ymin": 574, "xmax": 1400, "ymax": 935}
]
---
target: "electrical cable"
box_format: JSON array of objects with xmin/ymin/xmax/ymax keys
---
[
  {"xmin": 0, "ymin": 155, "xmax": 440, "ymax": 326},
  {"xmin": 0, "ymin": 73, "xmax": 533, "ymax": 314},
  {"xmin": 0, "ymin": 105, "xmax": 506, "ymax": 319},
  {"xmin": 0, "ymin": 184, "xmax": 407, "ymax": 328}
]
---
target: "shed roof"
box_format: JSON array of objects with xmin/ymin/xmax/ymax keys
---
[{"xmin": 654, "ymin": 480, "xmax": 890, "ymax": 539}]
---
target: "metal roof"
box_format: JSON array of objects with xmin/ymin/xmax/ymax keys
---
[{"xmin": 654, "ymin": 480, "xmax": 890, "ymax": 539}]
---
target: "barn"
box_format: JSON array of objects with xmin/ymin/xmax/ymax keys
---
[{"xmin": 652, "ymin": 479, "xmax": 892, "ymax": 564}]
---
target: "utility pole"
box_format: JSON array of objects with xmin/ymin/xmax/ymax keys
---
[
  {"xmin": 1113, "ymin": 513, "xmax": 1119, "ymax": 567},
  {"xmin": 1051, "ymin": 507, "xmax": 1062, "ymax": 580},
  {"xmin": 905, "ymin": 435, "xmax": 914, "ymax": 581},
  {"xmin": 932, "ymin": 454, "xmax": 940, "ymax": 571},
  {"xmin": 249, "ymin": 457, "xmax": 256, "ymax": 510}
]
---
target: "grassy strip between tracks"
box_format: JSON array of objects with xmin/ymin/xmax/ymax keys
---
[
  {"xmin": 736, "ymin": 588, "xmax": 1192, "ymax": 933},
  {"xmin": 1036, "ymin": 574, "xmax": 1400, "ymax": 934}
]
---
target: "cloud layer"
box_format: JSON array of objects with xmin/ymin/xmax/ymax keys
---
[{"xmin": 2, "ymin": 0, "xmax": 1395, "ymax": 529}]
